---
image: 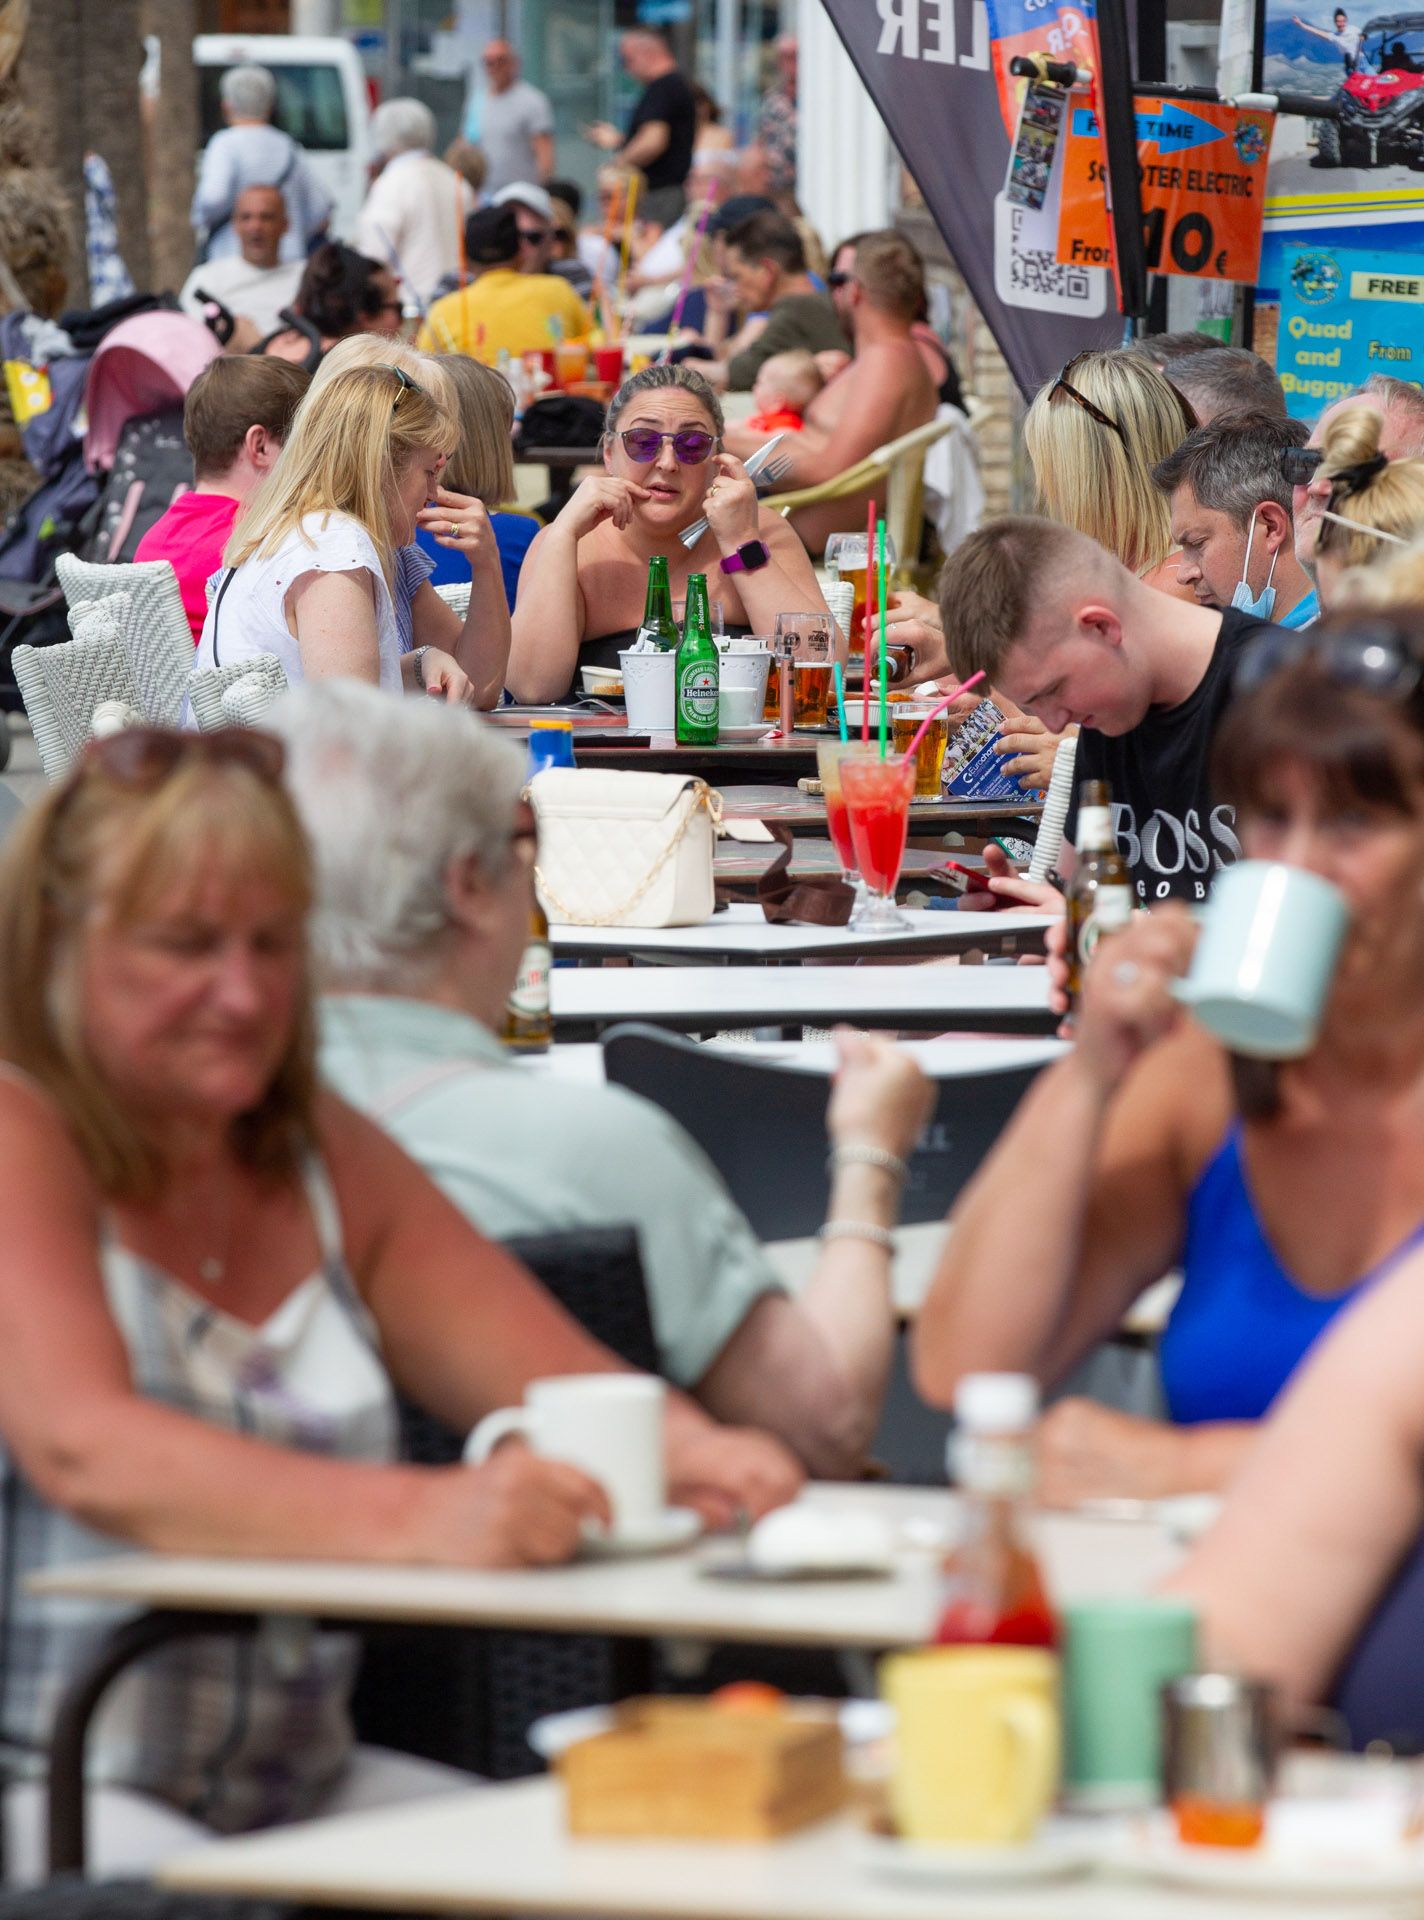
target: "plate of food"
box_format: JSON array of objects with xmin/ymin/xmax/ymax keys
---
[{"xmin": 580, "ymin": 666, "xmax": 625, "ymax": 699}]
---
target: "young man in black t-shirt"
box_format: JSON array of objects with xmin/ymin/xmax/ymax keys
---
[
  {"xmin": 584, "ymin": 30, "xmax": 696, "ymax": 226},
  {"xmin": 937, "ymin": 516, "xmax": 1290, "ymax": 904}
]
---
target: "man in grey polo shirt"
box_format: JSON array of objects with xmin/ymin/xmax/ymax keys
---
[
  {"xmin": 276, "ymin": 682, "xmax": 930, "ymax": 1480},
  {"xmin": 466, "ymin": 40, "xmax": 554, "ymax": 196}
]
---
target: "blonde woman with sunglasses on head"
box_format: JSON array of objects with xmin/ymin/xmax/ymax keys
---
[
  {"xmin": 0, "ymin": 727, "xmax": 802, "ymax": 1881},
  {"xmin": 195, "ymin": 362, "xmax": 483, "ymax": 707},
  {"xmin": 310, "ymin": 337, "xmax": 513, "ymax": 704},
  {"xmin": 507, "ymin": 362, "xmax": 827, "ymax": 705},
  {"xmin": 1026, "ymin": 347, "xmax": 1200, "ymax": 600}
]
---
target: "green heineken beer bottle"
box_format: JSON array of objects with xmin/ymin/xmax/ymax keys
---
[
  {"xmin": 636, "ymin": 554, "xmax": 679, "ymax": 652},
  {"xmin": 676, "ymin": 571, "xmax": 719, "ymax": 745}
]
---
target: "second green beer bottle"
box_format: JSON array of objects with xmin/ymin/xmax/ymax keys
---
[
  {"xmin": 636, "ymin": 554, "xmax": 679, "ymax": 652},
  {"xmin": 676, "ymin": 571, "xmax": 719, "ymax": 745}
]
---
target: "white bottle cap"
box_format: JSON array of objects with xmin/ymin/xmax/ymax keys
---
[{"xmin": 953, "ymin": 1372, "xmax": 1039, "ymax": 1434}]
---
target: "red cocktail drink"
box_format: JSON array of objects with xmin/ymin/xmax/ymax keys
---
[
  {"xmin": 840, "ymin": 756, "xmax": 915, "ymax": 932},
  {"xmin": 825, "ymin": 794, "xmax": 856, "ymax": 872},
  {"xmin": 815, "ymin": 738, "xmax": 877, "ymax": 927}
]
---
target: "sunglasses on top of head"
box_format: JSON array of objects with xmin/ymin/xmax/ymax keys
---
[
  {"xmin": 617, "ymin": 427, "xmax": 718, "ymax": 464},
  {"xmin": 1234, "ymin": 618, "xmax": 1424, "ymax": 705},
  {"xmin": 1280, "ymin": 445, "xmax": 1326, "ymax": 488},
  {"xmin": 1046, "ymin": 353, "xmax": 1128, "ymax": 443}
]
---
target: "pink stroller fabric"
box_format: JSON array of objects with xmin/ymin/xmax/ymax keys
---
[{"xmin": 83, "ymin": 313, "xmax": 221, "ymax": 472}]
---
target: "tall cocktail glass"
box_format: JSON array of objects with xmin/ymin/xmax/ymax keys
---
[
  {"xmin": 840, "ymin": 755, "xmax": 916, "ymax": 932},
  {"xmin": 817, "ymin": 739, "xmax": 876, "ymax": 923}
]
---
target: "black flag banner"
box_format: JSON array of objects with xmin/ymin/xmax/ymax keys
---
[{"xmin": 818, "ymin": 0, "xmax": 1123, "ymax": 397}]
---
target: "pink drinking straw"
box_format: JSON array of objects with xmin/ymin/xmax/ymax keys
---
[
  {"xmin": 877, "ymin": 518, "xmax": 888, "ymax": 761},
  {"xmin": 861, "ymin": 498, "xmax": 876, "ymax": 745},
  {"xmin": 660, "ymin": 192, "xmax": 721, "ymax": 362},
  {"xmin": 898, "ymin": 672, "xmax": 988, "ymax": 767}
]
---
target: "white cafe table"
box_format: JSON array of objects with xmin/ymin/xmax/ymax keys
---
[
  {"xmin": 518, "ymin": 1035, "xmax": 1068, "ymax": 1086},
  {"xmin": 155, "ymin": 1768, "xmax": 1417, "ymax": 1920},
  {"xmin": 27, "ymin": 1485, "xmax": 1180, "ymax": 1649},
  {"xmin": 31, "ymin": 1487, "xmax": 1179, "ymax": 1877},
  {"xmin": 551, "ymin": 964, "xmax": 1056, "ymax": 1034},
  {"xmin": 550, "ymin": 905, "xmax": 1059, "ymax": 964}
]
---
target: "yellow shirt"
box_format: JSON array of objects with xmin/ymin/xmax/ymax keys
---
[{"xmin": 417, "ymin": 269, "xmax": 593, "ymax": 360}]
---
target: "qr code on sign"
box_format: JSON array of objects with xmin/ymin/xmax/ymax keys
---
[{"xmin": 1009, "ymin": 250, "xmax": 1091, "ymax": 300}]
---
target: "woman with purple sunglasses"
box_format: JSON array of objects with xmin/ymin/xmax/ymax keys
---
[{"xmin": 507, "ymin": 363, "xmax": 828, "ymax": 703}]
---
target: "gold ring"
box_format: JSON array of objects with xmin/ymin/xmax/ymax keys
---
[{"xmin": 448, "ymin": 522, "xmax": 458, "ymax": 536}]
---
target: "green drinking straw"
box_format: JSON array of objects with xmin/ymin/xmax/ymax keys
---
[
  {"xmin": 877, "ymin": 518, "xmax": 888, "ymax": 760},
  {"xmin": 833, "ymin": 659, "xmax": 848, "ymax": 743}
]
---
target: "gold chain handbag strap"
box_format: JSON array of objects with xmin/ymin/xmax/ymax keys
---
[{"xmin": 535, "ymin": 780, "xmax": 723, "ymax": 928}]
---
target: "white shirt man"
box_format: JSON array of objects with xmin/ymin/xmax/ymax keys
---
[
  {"xmin": 191, "ymin": 63, "xmax": 331, "ymax": 263},
  {"xmin": 357, "ymin": 98, "xmax": 476, "ymax": 307},
  {"xmin": 179, "ymin": 185, "xmax": 303, "ymax": 336}
]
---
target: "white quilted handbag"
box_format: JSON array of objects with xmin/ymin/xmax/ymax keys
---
[{"xmin": 530, "ymin": 767, "xmax": 722, "ymax": 928}]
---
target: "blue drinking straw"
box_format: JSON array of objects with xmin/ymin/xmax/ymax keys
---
[{"xmin": 833, "ymin": 660, "xmax": 848, "ymax": 743}]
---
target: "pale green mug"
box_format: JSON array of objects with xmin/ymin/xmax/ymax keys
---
[
  {"xmin": 1063, "ymin": 1597, "xmax": 1198, "ymax": 1811},
  {"xmin": 1174, "ymin": 859, "xmax": 1348, "ymax": 1060}
]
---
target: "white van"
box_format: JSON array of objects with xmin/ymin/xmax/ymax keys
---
[{"xmin": 194, "ymin": 35, "xmax": 372, "ymax": 244}]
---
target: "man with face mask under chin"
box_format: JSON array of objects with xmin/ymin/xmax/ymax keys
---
[{"xmin": 1154, "ymin": 411, "xmax": 1320, "ymax": 629}]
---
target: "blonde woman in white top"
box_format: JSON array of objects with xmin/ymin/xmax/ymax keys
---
[
  {"xmin": 0, "ymin": 728, "xmax": 802, "ymax": 1878},
  {"xmin": 195, "ymin": 361, "xmax": 485, "ymax": 704}
]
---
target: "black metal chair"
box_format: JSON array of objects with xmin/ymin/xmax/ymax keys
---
[
  {"xmin": 601, "ymin": 1025, "xmax": 1047, "ymax": 1482},
  {"xmin": 599, "ymin": 1024, "xmax": 1043, "ymax": 1239},
  {"xmin": 350, "ymin": 1226, "xmax": 660, "ymax": 1781}
]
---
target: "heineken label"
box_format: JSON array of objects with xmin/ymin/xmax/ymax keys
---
[
  {"xmin": 678, "ymin": 667, "xmax": 718, "ymax": 724},
  {"xmin": 508, "ymin": 941, "xmax": 551, "ymax": 1016},
  {"xmin": 1079, "ymin": 885, "xmax": 1133, "ymax": 965}
]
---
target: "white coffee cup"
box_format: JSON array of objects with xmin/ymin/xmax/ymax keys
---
[
  {"xmin": 1174, "ymin": 859, "xmax": 1349, "ymax": 1060},
  {"xmin": 464, "ymin": 1373, "xmax": 666, "ymax": 1536}
]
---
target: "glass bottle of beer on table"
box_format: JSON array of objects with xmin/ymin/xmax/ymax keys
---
[
  {"xmin": 502, "ymin": 895, "xmax": 552, "ymax": 1054},
  {"xmin": 676, "ymin": 571, "xmax": 719, "ymax": 745},
  {"xmin": 637, "ymin": 553, "xmax": 680, "ymax": 652},
  {"xmin": 1066, "ymin": 778, "xmax": 1133, "ymax": 1011}
]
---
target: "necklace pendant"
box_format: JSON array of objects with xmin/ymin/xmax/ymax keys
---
[{"xmin": 198, "ymin": 1256, "xmax": 225, "ymax": 1286}]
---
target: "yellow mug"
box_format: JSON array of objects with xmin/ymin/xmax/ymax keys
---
[{"xmin": 880, "ymin": 1646, "xmax": 1060, "ymax": 1846}]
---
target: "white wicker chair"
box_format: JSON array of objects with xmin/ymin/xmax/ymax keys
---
[
  {"xmin": 54, "ymin": 554, "xmax": 194, "ymax": 725},
  {"xmin": 13, "ymin": 632, "xmax": 145, "ymax": 781},
  {"xmin": 187, "ymin": 656, "xmax": 290, "ymax": 731}
]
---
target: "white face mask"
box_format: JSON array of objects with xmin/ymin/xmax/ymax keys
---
[{"xmin": 1231, "ymin": 507, "xmax": 1280, "ymax": 619}]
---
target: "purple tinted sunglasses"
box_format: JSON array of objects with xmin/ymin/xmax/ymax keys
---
[{"xmin": 617, "ymin": 427, "xmax": 718, "ymax": 464}]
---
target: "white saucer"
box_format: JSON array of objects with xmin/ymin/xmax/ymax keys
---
[
  {"xmin": 716, "ymin": 724, "xmax": 775, "ymax": 742},
  {"xmin": 579, "ymin": 1505, "xmax": 702, "ymax": 1559},
  {"xmin": 1105, "ymin": 1802, "xmax": 1424, "ymax": 1898},
  {"xmin": 853, "ymin": 1822, "xmax": 1097, "ymax": 1887}
]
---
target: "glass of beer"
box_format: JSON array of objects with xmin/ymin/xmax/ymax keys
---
[
  {"xmin": 774, "ymin": 612, "xmax": 835, "ymax": 731},
  {"xmin": 825, "ymin": 531, "xmax": 898, "ymax": 662},
  {"xmin": 555, "ymin": 341, "xmax": 589, "ymax": 386},
  {"xmin": 793, "ymin": 660, "xmax": 835, "ymax": 726},
  {"xmin": 892, "ymin": 703, "xmax": 952, "ymax": 800}
]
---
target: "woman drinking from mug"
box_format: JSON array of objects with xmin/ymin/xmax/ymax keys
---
[
  {"xmin": 913, "ymin": 612, "xmax": 1424, "ymax": 1507},
  {"xmin": 507, "ymin": 363, "xmax": 827, "ymax": 704}
]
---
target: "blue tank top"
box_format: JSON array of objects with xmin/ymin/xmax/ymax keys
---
[{"xmin": 1160, "ymin": 1124, "xmax": 1424, "ymax": 1424}]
